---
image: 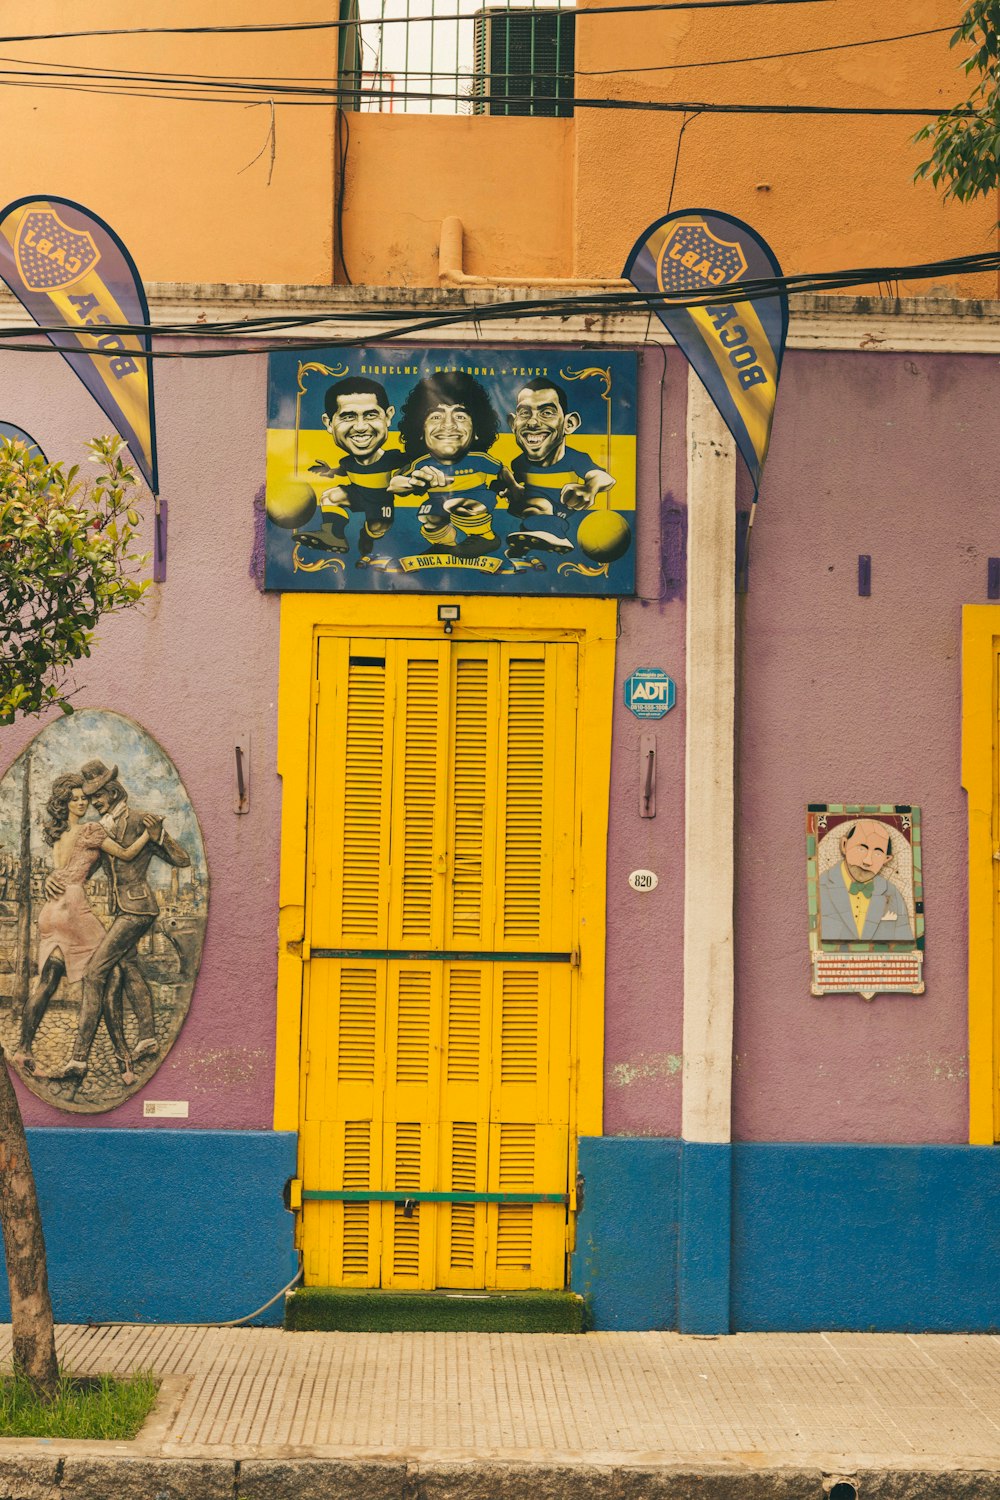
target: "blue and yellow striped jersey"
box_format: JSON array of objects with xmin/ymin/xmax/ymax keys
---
[
  {"xmin": 312, "ymin": 446, "xmax": 406, "ymax": 515},
  {"xmin": 407, "ymin": 451, "xmax": 503, "ymax": 513},
  {"xmin": 511, "ymin": 447, "xmax": 596, "ymax": 518}
]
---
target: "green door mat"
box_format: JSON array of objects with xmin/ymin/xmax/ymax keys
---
[{"xmin": 285, "ymin": 1288, "xmax": 586, "ymax": 1333}]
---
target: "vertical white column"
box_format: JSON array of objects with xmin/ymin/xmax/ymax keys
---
[{"xmin": 682, "ymin": 367, "xmax": 737, "ymax": 1145}]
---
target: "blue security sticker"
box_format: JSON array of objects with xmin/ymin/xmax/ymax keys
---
[{"xmin": 624, "ymin": 668, "xmax": 676, "ymax": 719}]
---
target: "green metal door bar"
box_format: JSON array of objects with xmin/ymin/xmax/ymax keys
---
[
  {"xmin": 310, "ymin": 948, "xmax": 574, "ymax": 962},
  {"xmin": 302, "ymin": 1189, "xmax": 569, "ymax": 1205}
]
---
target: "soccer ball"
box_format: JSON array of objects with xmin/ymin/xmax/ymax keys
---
[
  {"xmin": 266, "ymin": 480, "xmax": 317, "ymax": 530},
  {"xmin": 577, "ymin": 509, "xmax": 632, "ymax": 563}
]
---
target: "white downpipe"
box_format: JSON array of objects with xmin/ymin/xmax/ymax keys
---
[{"xmin": 682, "ymin": 367, "xmax": 737, "ymax": 1145}]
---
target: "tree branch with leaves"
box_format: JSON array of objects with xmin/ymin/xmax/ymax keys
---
[
  {"xmin": 914, "ymin": 1, "xmax": 1000, "ymax": 206},
  {"xmin": 0, "ymin": 435, "xmax": 148, "ymax": 727}
]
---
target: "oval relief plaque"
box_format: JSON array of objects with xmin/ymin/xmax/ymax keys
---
[{"xmin": 0, "ymin": 710, "xmax": 208, "ymax": 1113}]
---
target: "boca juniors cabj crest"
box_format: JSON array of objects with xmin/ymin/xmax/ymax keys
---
[
  {"xmin": 0, "ymin": 197, "xmax": 157, "ymax": 495},
  {"xmin": 14, "ymin": 207, "xmax": 101, "ymax": 292},
  {"xmin": 624, "ymin": 209, "xmax": 787, "ymax": 500},
  {"xmin": 264, "ymin": 346, "xmax": 638, "ymax": 597}
]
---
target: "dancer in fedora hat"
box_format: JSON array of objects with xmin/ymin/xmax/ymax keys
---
[{"xmin": 46, "ymin": 758, "xmax": 190, "ymax": 1082}]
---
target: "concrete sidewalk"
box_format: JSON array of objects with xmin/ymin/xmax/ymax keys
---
[{"xmin": 0, "ymin": 1324, "xmax": 998, "ymax": 1498}]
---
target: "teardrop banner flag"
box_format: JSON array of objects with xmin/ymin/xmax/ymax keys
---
[
  {"xmin": 0, "ymin": 423, "xmax": 46, "ymax": 461},
  {"xmin": 0, "ymin": 196, "xmax": 157, "ymax": 495},
  {"xmin": 623, "ymin": 208, "xmax": 787, "ymax": 499}
]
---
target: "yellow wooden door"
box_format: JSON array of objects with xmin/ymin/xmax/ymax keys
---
[
  {"xmin": 994, "ymin": 647, "xmax": 1000, "ymax": 1138},
  {"xmin": 299, "ymin": 634, "xmax": 580, "ymax": 1287}
]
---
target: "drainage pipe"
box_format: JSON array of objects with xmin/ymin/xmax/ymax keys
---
[{"xmin": 438, "ymin": 215, "xmax": 630, "ymax": 290}]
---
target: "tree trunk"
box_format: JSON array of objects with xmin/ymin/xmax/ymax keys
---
[
  {"xmin": 0, "ymin": 1047, "xmax": 58, "ymax": 1400},
  {"xmin": 13, "ymin": 753, "xmax": 31, "ymax": 1014}
]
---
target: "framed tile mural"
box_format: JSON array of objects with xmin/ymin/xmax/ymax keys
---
[{"xmin": 806, "ymin": 804, "xmax": 924, "ymax": 1000}]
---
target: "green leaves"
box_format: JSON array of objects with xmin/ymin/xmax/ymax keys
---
[
  {"xmin": 914, "ymin": 1, "xmax": 1000, "ymax": 205},
  {"xmin": 0, "ymin": 435, "xmax": 149, "ymax": 726}
]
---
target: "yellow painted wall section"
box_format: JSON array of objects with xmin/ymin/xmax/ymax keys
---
[
  {"xmin": 0, "ymin": 1, "xmax": 336, "ymax": 285},
  {"xmin": 571, "ymin": 0, "xmax": 999, "ymax": 296},
  {"xmin": 339, "ymin": 116, "xmax": 573, "ymax": 286}
]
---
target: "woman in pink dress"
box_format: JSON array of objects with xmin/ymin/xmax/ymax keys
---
[{"xmin": 14, "ymin": 772, "xmax": 157, "ymax": 1085}]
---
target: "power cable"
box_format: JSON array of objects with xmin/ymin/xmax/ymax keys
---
[
  {"xmin": 0, "ymin": 68, "xmax": 972, "ymax": 116},
  {"xmin": 0, "ymin": 1, "xmax": 837, "ymax": 46},
  {"xmin": 336, "ymin": 109, "xmax": 352, "ymax": 285},
  {"xmin": 0, "ymin": 26, "xmax": 954, "ymax": 90},
  {"xmin": 577, "ymin": 25, "xmax": 953, "ymax": 75},
  {"xmin": 0, "ymin": 249, "xmax": 994, "ymax": 358},
  {"xmin": 666, "ymin": 108, "xmax": 703, "ymax": 212},
  {"xmin": 89, "ymin": 1259, "xmax": 304, "ymax": 1329}
]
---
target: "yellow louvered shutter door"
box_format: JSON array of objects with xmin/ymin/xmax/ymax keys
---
[
  {"xmin": 381, "ymin": 642, "xmax": 450, "ymax": 1286},
  {"xmin": 301, "ymin": 632, "xmax": 580, "ymax": 1291},
  {"xmin": 300, "ymin": 639, "xmax": 392, "ymax": 1286},
  {"xmin": 437, "ymin": 644, "xmax": 500, "ymax": 1285},
  {"xmin": 486, "ymin": 643, "xmax": 577, "ymax": 1289}
]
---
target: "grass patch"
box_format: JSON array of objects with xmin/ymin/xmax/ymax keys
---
[{"xmin": 0, "ymin": 1370, "xmax": 159, "ymax": 1440}]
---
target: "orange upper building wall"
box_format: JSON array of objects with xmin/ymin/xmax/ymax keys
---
[
  {"xmin": 0, "ymin": 0, "xmax": 337, "ymax": 285},
  {"xmin": 0, "ymin": 0, "xmax": 995, "ymax": 294},
  {"xmin": 568, "ymin": 0, "xmax": 999, "ymax": 298},
  {"xmin": 340, "ymin": 116, "xmax": 573, "ymax": 285}
]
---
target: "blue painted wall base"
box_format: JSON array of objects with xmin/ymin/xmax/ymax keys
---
[
  {"xmin": 572, "ymin": 1138, "xmax": 1000, "ymax": 1333},
  {"xmin": 732, "ymin": 1142, "xmax": 1000, "ymax": 1333},
  {"xmin": 678, "ymin": 1141, "xmax": 731, "ymax": 1334},
  {"xmin": 572, "ymin": 1137, "xmax": 680, "ymax": 1329},
  {"xmin": 0, "ymin": 1130, "xmax": 298, "ymax": 1326}
]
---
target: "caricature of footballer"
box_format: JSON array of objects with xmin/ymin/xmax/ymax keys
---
[
  {"xmin": 392, "ymin": 372, "xmax": 506, "ymax": 559},
  {"xmin": 503, "ymin": 379, "xmax": 615, "ymax": 559},
  {"xmin": 294, "ymin": 377, "xmax": 405, "ymax": 560}
]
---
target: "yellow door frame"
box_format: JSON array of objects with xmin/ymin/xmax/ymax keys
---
[
  {"xmin": 273, "ymin": 593, "xmax": 616, "ymax": 1192},
  {"xmin": 961, "ymin": 604, "xmax": 1000, "ymax": 1143}
]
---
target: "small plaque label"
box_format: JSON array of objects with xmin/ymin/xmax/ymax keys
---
[
  {"xmin": 629, "ymin": 869, "xmax": 659, "ymax": 892},
  {"xmin": 143, "ymin": 1100, "xmax": 189, "ymax": 1118}
]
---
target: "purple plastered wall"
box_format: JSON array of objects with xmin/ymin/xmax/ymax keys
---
[
  {"xmin": 0, "ymin": 333, "xmax": 694, "ymax": 1142},
  {"xmin": 0, "ymin": 343, "xmax": 280, "ymax": 1130},
  {"xmin": 735, "ymin": 348, "xmax": 1000, "ymax": 1145},
  {"xmin": 603, "ymin": 345, "xmax": 689, "ymax": 1137}
]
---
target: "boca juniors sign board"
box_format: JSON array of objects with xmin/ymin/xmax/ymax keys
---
[{"xmin": 264, "ymin": 345, "xmax": 637, "ymax": 595}]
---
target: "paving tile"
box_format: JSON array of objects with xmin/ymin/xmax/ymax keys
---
[{"xmin": 0, "ymin": 1324, "xmax": 995, "ymax": 1472}]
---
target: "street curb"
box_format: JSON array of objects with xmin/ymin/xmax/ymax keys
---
[{"xmin": 2, "ymin": 1456, "xmax": 1000, "ymax": 1500}]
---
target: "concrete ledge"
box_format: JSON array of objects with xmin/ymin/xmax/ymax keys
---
[
  {"xmin": 238, "ymin": 1459, "xmax": 409, "ymax": 1500},
  {"xmin": 60, "ymin": 1458, "xmax": 234, "ymax": 1500},
  {"xmin": 0, "ymin": 281, "xmax": 984, "ymax": 353},
  {"xmin": 2, "ymin": 1456, "xmax": 999, "ymax": 1500}
]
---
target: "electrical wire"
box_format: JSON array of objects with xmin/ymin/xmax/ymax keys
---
[
  {"xmin": 0, "ymin": 25, "xmax": 954, "ymax": 90},
  {"xmin": 0, "ymin": 1, "xmax": 837, "ymax": 47},
  {"xmin": 576, "ymin": 25, "xmax": 953, "ymax": 75},
  {"xmin": 0, "ymin": 249, "xmax": 994, "ymax": 359},
  {"xmin": 0, "ymin": 23, "xmax": 956, "ymax": 99},
  {"xmin": 89, "ymin": 1259, "xmax": 304, "ymax": 1329},
  {"xmin": 336, "ymin": 109, "xmax": 352, "ymax": 285},
  {"xmin": 0, "ymin": 67, "xmax": 972, "ymax": 116},
  {"xmin": 666, "ymin": 108, "xmax": 703, "ymax": 212}
]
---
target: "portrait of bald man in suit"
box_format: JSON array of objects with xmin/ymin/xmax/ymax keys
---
[{"xmin": 818, "ymin": 818, "xmax": 914, "ymax": 943}]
